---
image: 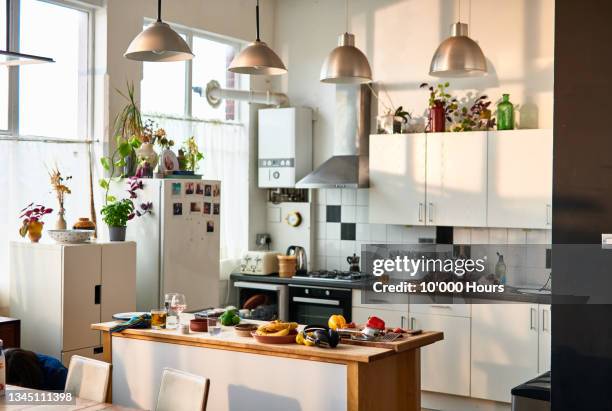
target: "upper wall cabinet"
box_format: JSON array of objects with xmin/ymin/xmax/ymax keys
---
[
  {"xmin": 487, "ymin": 129, "xmax": 553, "ymax": 229},
  {"xmin": 369, "ymin": 133, "xmax": 427, "ymax": 225},
  {"xmin": 426, "ymin": 132, "xmax": 488, "ymax": 227}
]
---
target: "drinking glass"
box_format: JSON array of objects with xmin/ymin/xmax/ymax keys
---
[
  {"xmin": 208, "ymin": 317, "xmax": 221, "ymax": 336},
  {"xmin": 150, "ymin": 309, "xmax": 167, "ymax": 330},
  {"xmin": 164, "ymin": 293, "xmax": 179, "ymax": 329},
  {"xmin": 170, "ymin": 294, "xmax": 187, "ymax": 326}
]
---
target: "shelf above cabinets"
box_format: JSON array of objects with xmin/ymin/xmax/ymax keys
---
[{"xmin": 369, "ymin": 129, "xmax": 552, "ymax": 229}]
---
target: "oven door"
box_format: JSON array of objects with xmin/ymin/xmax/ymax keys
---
[{"xmin": 288, "ymin": 284, "xmax": 352, "ymax": 324}]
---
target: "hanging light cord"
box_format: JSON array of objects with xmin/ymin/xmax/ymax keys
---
[
  {"xmin": 458, "ymin": 0, "xmax": 461, "ymax": 23},
  {"xmin": 345, "ymin": 0, "xmax": 349, "ymax": 33},
  {"xmin": 256, "ymin": 0, "xmax": 260, "ymax": 41},
  {"xmin": 156, "ymin": 0, "xmax": 162, "ymax": 22},
  {"xmin": 6, "ymin": 0, "xmax": 10, "ymax": 50}
]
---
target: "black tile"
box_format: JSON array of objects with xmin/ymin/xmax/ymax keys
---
[
  {"xmin": 341, "ymin": 223, "xmax": 356, "ymax": 241},
  {"xmin": 326, "ymin": 205, "xmax": 341, "ymax": 222}
]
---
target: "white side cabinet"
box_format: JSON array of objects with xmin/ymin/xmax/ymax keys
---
[
  {"xmin": 538, "ymin": 304, "xmax": 551, "ymax": 373},
  {"xmin": 9, "ymin": 241, "xmax": 136, "ymax": 365},
  {"xmin": 487, "ymin": 129, "xmax": 553, "ymax": 229},
  {"xmin": 426, "ymin": 131, "xmax": 488, "ymax": 227},
  {"xmin": 470, "ymin": 304, "xmax": 539, "ymax": 403},
  {"xmin": 369, "ymin": 133, "xmax": 427, "ymax": 225}
]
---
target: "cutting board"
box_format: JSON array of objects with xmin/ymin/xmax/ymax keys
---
[{"xmin": 340, "ymin": 331, "xmax": 443, "ymax": 352}]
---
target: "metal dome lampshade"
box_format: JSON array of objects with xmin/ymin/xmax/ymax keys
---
[
  {"xmin": 429, "ymin": 22, "xmax": 487, "ymax": 77},
  {"xmin": 228, "ymin": 0, "xmax": 287, "ymax": 75},
  {"xmin": 125, "ymin": 0, "xmax": 193, "ymax": 62},
  {"xmin": 320, "ymin": 33, "xmax": 372, "ymax": 84}
]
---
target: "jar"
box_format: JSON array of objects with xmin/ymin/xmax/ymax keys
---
[{"xmin": 277, "ymin": 255, "xmax": 297, "ymax": 278}]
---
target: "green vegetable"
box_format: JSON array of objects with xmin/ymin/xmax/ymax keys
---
[{"xmin": 220, "ymin": 309, "xmax": 240, "ymax": 326}]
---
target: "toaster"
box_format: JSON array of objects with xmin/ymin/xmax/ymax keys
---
[{"xmin": 239, "ymin": 251, "xmax": 280, "ymax": 275}]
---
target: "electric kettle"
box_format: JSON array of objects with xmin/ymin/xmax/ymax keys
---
[{"xmin": 286, "ymin": 246, "xmax": 307, "ymax": 275}]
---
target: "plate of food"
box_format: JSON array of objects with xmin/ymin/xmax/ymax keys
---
[{"xmin": 251, "ymin": 321, "xmax": 299, "ymax": 344}]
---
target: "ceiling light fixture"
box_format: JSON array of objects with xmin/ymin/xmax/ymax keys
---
[
  {"xmin": 320, "ymin": 0, "xmax": 372, "ymax": 84},
  {"xmin": 429, "ymin": 0, "xmax": 487, "ymax": 77},
  {"xmin": 124, "ymin": 0, "xmax": 194, "ymax": 62},
  {"xmin": 0, "ymin": 0, "xmax": 54, "ymax": 66},
  {"xmin": 228, "ymin": 0, "xmax": 287, "ymax": 76}
]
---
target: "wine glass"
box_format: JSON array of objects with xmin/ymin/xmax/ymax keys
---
[
  {"xmin": 170, "ymin": 294, "xmax": 187, "ymax": 325},
  {"xmin": 164, "ymin": 293, "xmax": 179, "ymax": 329}
]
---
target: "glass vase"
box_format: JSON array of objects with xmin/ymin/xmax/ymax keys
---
[{"xmin": 497, "ymin": 94, "xmax": 515, "ymax": 130}]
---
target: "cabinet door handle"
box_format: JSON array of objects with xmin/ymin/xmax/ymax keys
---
[
  {"xmin": 530, "ymin": 307, "xmax": 537, "ymax": 330},
  {"xmin": 93, "ymin": 346, "xmax": 104, "ymax": 355},
  {"xmin": 418, "ymin": 203, "xmax": 424, "ymax": 222},
  {"xmin": 542, "ymin": 309, "xmax": 549, "ymax": 332},
  {"xmin": 428, "ymin": 202, "xmax": 434, "ymax": 223},
  {"xmin": 430, "ymin": 304, "xmax": 452, "ymax": 309},
  {"xmin": 94, "ymin": 285, "xmax": 101, "ymax": 305},
  {"xmin": 401, "ymin": 315, "xmax": 406, "ymax": 329},
  {"xmin": 546, "ymin": 205, "xmax": 552, "ymax": 225},
  {"xmin": 410, "ymin": 317, "xmax": 416, "ymax": 329}
]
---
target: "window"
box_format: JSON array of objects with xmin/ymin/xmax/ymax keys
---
[{"xmin": 0, "ymin": 0, "xmax": 8, "ymax": 130}]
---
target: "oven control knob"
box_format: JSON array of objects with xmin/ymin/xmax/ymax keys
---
[
  {"xmin": 305, "ymin": 289, "xmax": 309, "ymax": 294},
  {"xmin": 325, "ymin": 290, "xmax": 330, "ymax": 296},
  {"xmin": 273, "ymin": 171, "xmax": 280, "ymax": 179}
]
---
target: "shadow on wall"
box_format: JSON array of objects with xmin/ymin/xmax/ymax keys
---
[{"xmin": 228, "ymin": 384, "xmax": 302, "ymax": 411}]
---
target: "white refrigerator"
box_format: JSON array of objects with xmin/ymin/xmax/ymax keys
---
[{"xmin": 124, "ymin": 178, "xmax": 221, "ymax": 311}]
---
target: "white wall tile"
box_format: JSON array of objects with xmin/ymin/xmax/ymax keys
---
[
  {"xmin": 356, "ymin": 189, "xmax": 369, "ymax": 206},
  {"xmin": 315, "ymin": 241, "xmax": 326, "ymax": 257},
  {"xmin": 489, "ymin": 228, "xmax": 508, "ymax": 244},
  {"xmin": 414, "ymin": 226, "xmax": 437, "ymax": 242},
  {"xmin": 326, "ymin": 256, "xmax": 341, "ymax": 271},
  {"xmin": 356, "ymin": 224, "xmax": 370, "ymax": 241},
  {"xmin": 507, "ymin": 229, "xmax": 527, "ymax": 244},
  {"xmin": 315, "ymin": 205, "xmax": 326, "ymax": 222},
  {"xmin": 370, "ymin": 224, "xmax": 387, "ymax": 242},
  {"xmin": 341, "ymin": 189, "xmax": 356, "ymax": 205},
  {"xmin": 341, "ymin": 240, "xmax": 356, "ymax": 258},
  {"xmin": 326, "ymin": 223, "xmax": 340, "ymax": 240},
  {"xmin": 325, "ymin": 239, "xmax": 341, "ymax": 256},
  {"xmin": 471, "ymin": 228, "xmax": 489, "ymax": 244},
  {"xmin": 387, "ymin": 225, "xmax": 403, "ymax": 243},
  {"xmin": 453, "ymin": 228, "xmax": 472, "ymax": 244},
  {"xmin": 401, "ymin": 226, "xmax": 420, "ymax": 244},
  {"xmin": 313, "ymin": 255, "xmax": 326, "ymax": 270},
  {"xmin": 315, "ymin": 189, "xmax": 326, "ymax": 205},
  {"xmin": 356, "ymin": 206, "xmax": 369, "ymax": 223},
  {"xmin": 341, "ymin": 205, "xmax": 356, "ymax": 223},
  {"xmin": 526, "ymin": 229, "xmax": 547, "ymax": 245},
  {"xmin": 316, "ymin": 222, "xmax": 326, "ymax": 240},
  {"xmin": 326, "ymin": 188, "xmax": 341, "ymax": 205}
]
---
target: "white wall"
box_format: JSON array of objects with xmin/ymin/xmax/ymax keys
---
[{"xmin": 273, "ymin": 0, "xmax": 554, "ymax": 168}]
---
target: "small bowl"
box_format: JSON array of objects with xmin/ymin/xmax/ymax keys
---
[
  {"xmin": 190, "ymin": 318, "xmax": 208, "ymax": 332},
  {"xmin": 48, "ymin": 229, "xmax": 92, "ymax": 244},
  {"xmin": 234, "ymin": 323, "xmax": 258, "ymax": 337}
]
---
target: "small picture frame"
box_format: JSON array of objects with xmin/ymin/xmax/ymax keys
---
[
  {"xmin": 206, "ymin": 220, "xmax": 214, "ymax": 233},
  {"xmin": 204, "ymin": 184, "xmax": 212, "ymax": 197},
  {"xmin": 196, "ymin": 183, "xmax": 204, "ymax": 195},
  {"xmin": 212, "ymin": 184, "xmax": 220, "ymax": 197},
  {"xmin": 161, "ymin": 149, "xmax": 179, "ymax": 173},
  {"xmin": 213, "ymin": 203, "xmax": 220, "ymax": 215},
  {"xmin": 171, "ymin": 182, "xmax": 181, "ymax": 196},
  {"xmin": 190, "ymin": 202, "xmax": 201, "ymax": 213},
  {"xmin": 203, "ymin": 202, "xmax": 211, "ymax": 215},
  {"xmin": 173, "ymin": 203, "xmax": 183, "ymax": 216},
  {"xmin": 185, "ymin": 182, "xmax": 195, "ymax": 195}
]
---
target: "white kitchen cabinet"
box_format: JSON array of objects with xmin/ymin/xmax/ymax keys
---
[
  {"xmin": 471, "ymin": 304, "xmax": 539, "ymax": 403},
  {"xmin": 351, "ymin": 307, "xmax": 408, "ymax": 329},
  {"xmin": 426, "ymin": 132, "xmax": 488, "ymax": 227},
  {"xmin": 10, "ymin": 241, "xmax": 136, "ymax": 361},
  {"xmin": 369, "ymin": 133, "xmax": 427, "ymax": 225},
  {"xmin": 411, "ymin": 312, "xmax": 471, "ymax": 397},
  {"xmin": 487, "ymin": 129, "xmax": 553, "ymax": 229},
  {"xmin": 538, "ymin": 304, "xmax": 551, "ymax": 373}
]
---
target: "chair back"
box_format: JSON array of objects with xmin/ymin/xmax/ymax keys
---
[
  {"xmin": 64, "ymin": 355, "xmax": 111, "ymax": 403},
  {"xmin": 156, "ymin": 368, "xmax": 210, "ymax": 411}
]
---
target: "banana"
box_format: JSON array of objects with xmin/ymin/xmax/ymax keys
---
[{"xmin": 255, "ymin": 321, "xmax": 299, "ymax": 336}]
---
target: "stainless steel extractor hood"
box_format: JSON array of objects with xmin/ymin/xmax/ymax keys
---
[{"xmin": 296, "ymin": 84, "xmax": 371, "ymax": 188}]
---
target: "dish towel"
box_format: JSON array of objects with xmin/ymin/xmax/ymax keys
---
[{"xmin": 110, "ymin": 314, "xmax": 151, "ymax": 333}]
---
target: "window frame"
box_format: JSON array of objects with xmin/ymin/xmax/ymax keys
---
[
  {"xmin": 142, "ymin": 18, "xmax": 243, "ymax": 124},
  {"xmin": 0, "ymin": 0, "xmax": 94, "ymax": 143}
]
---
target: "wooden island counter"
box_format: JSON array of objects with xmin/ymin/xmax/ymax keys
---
[{"xmin": 92, "ymin": 321, "xmax": 442, "ymax": 411}]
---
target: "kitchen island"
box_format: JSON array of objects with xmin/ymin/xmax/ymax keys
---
[{"xmin": 92, "ymin": 321, "xmax": 442, "ymax": 411}]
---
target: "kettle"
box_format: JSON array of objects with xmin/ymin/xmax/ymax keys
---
[{"xmin": 286, "ymin": 246, "xmax": 307, "ymax": 275}]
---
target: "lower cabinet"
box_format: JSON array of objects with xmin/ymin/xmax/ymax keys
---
[
  {"xmin": 470, "ymin": 304, "xmax": 539, "ymax": 403},
  {"xmin": 538, "ymin": 304, "xmax": 551, "ymax": 373},
  {"xmin": 411, "ymin": 312, "xmax": 471, "ymax": 397},
  {"xmin": 61, "ymin": 346, "xmax": 104, "ymax": 367},
  {"xmin": 351, "ymin": 307, "xmax": 408, "ymax": 329}
]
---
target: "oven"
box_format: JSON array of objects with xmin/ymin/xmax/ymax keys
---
[
  {"xmin": 288, "ymin": 284, "xmax": 352, "ymax": 325},
  {"xmin": 234, "ymin": 281, "xmax": 289, "ymax": 321}
]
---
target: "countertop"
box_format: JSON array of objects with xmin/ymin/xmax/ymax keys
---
[{"xmin": 92, "ymin": 321, "xmax": 443, "ymax": 364}]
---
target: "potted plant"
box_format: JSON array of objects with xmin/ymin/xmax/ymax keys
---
[
  {"xmin": 19, "ymin": 203, "xmax": 53, "ymax": 243},
  {"xmin": 179, "ymin": 136, "xmax": 204, "ymax": 172},
  {"xmin": 49, "ymin": 166, "xmax": 72, "ymax": 230},
  {"xmin": 100, "ymin": 177, "xmax": 152, "ymax": 241},
  {"xmin": 452, "ymin": 95, "xmax": 496, "ymax": 132},
  {"xmin": 420, "ymin": 82, "xmax": 458, "ymax": 132},
  {"xmin": 114, "ymin": 82, "xmax": 143, "ymax": 176}
]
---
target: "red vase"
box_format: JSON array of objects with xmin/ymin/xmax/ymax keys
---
[{"xmin": 429, "ymin": 102, "xmax": 446, "ymax": 132}]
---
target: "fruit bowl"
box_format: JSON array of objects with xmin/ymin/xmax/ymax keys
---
[
  {"xmin": 47, "ymin": 229, "xmax": 92, "ymax": 244},
  {"xmin": 251, "ymin": 329, "xmax": 298, "ymax": 344}
]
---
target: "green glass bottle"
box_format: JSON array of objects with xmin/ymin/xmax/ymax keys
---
[{"xmin": 497, "ymin": 94, "xmax": 515, "ymax": 130}]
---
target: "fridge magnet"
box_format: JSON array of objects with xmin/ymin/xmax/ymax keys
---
[
  {"xmin": 204, "ymin": 184, "xmax": 212, "ymax": 196},
  {"xmin": 213, "ymin": 203, "xmax": 220, "ymax": 215},
  {"xmin": 173, "ymin": 203, "xmax": 183, "ymax": 216},
  {"xmin": 203, "ymin": 202, "xmax": 211, "ymax": 215},
  {"xmin": 190, "ymin": 202, "xmax": 201, "ymax": 213},
  {"xmin": 185, "ymin": 182, "xmax": 195, "ymax": 195},
  {"xmin": 196, "ymin": 182, "xmax": 204, "ymax": 195},
  {"xmin": 207, "ymin": 220, "xmax": 214, "ymax": 233},
  {"xmin": 171, "ymin": 182, "xmax": 181, "ymax": 196},
  {"xmin": 212, "ymin": 184, "xmax": 220, "ymax": 197}
]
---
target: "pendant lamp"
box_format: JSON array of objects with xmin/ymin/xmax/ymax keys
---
[
  {"xmin": 228, "ymin": 0, "xmax": 287, "ymax": 75},
  {"xmin": 0, "ymin": 0, "xmax": 54, "ymax": 66},
  {"xmin": 125, "ymin": 0, "xmax": 193, "ymax": 62},
  {"xmin": 429, "ymin": 0, "xmax": 487, "ymax": 77},
  {"xmin": 320, "ymin": 0, "xmax": 372, "ymax": 84}
]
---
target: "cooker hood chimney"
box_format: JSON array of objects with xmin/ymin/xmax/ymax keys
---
[{"xmin": 296, "ymin": 84, "xmax": 371, "ymax": 188}]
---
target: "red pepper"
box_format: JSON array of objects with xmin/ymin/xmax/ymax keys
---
[{"xmin": 366, "ymin": 316, "xmax": 385, "ymax": 330}]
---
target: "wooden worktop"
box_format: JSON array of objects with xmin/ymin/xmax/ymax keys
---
[{"xmin": 92, "ymin": 321, "xmax": 442, "ymax": 364}]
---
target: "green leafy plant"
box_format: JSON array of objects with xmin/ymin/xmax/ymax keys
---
[
  {"xmin": 181, "ymin": 136, "xmax": 204, "ymax": 172},
  {"xmin": 452, "ymin": 95, "xmax": 496, "ymax": 132},
  {"xmin": 101, "ymin": 199, "xmax": 135, "ymax": 228},
  {"xmin": 99, "ymin": 135, "xmax": 142, "ymax": 204},
  {"xmin": 394, "ymin": 106, "xmax": 411, "ymax": 123},
  {"xmin": 115, "ymin": 82, "xmax": 143, "ymax": 141},
  {"xmin": 420, "ymin": 82, "xmax": 458, "ymax": 120}
]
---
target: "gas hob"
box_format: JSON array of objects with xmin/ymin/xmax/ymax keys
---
[{"xmin": 294, "ymin": 270, "xmax": 367, "ymax": 283}]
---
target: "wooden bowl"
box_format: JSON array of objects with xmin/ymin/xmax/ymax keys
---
[
  {"xmin": 190, "ymin": 318, "xmax": 208, "ymax": 332},
  {"xmin": 251, "ymin": 329, "xmax": 298, "ymax": 344},
  {"xmin": 234, "ymin": 323, "xmax": 258, "ymax": 337}
]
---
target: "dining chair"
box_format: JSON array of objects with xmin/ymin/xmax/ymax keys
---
[
  {"xmin": 156, "ymin": 368, "xmax": 210, "ymax": 411},
  {"xmin": 64, "ymin": 355, "xmax": 111, "ymax": 403}
]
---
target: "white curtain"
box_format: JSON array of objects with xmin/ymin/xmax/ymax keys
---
[
  {"xmin": 0, "ymin": 140, "xmax": 92, "ymax": 311},
  {"xmin": 145, "ymin": 116, "xmax": 249, "ymax": 261}
]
